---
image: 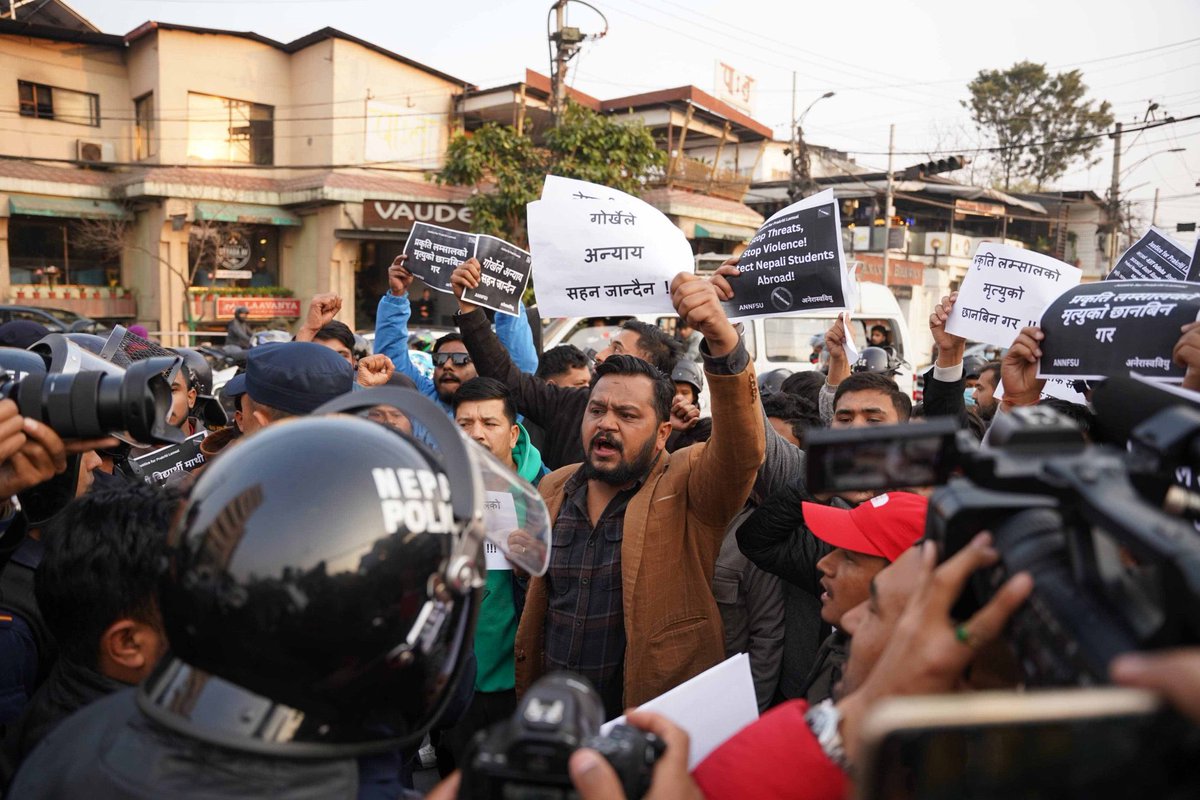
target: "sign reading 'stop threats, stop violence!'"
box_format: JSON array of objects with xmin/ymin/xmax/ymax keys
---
[
  {"xmin": 1038, "ymin": 279, "xmax": 1200, "ymax": 383},
  {"xmin": 720, "ymin": 189, "xmax": 850, "ymax": 321}
]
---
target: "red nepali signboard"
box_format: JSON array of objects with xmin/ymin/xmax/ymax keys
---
[
  {"xmin": 855, "ymin": 254, "xmax": 924, "ymax": 287},
  {"xmin": 215, "ymin": 297, "xmax": 302, "ymax": 320}
]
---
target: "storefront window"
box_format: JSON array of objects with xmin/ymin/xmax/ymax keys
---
[
  {"xmin": 189, "ymin": 224, "xmax": 280, "ymax": 288},
  {"xmin": 7, "ymin": 216, "xmax": 119, "ymax": 286}
]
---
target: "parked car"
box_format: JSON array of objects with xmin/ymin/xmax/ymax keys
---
[{"xmin": 0, "ymin": 305, "xmax": 106, "ymax": 334}]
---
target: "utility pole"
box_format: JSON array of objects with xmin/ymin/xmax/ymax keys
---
[
  {"xmin": 547, "ymin": 1, "xmax": 605, "ymax": 124},
  {"xmin": 1108, "ymin": 121, "xmax": 1123, "ymax": 266},
  {"xmin": 1152, "ymin": 187, "xmax": 1160, "ymax": 227},
  {"xmin": 788, "ymin": 72, "xmax": 798, "ymax": 202},
  {"xmin": 882, "ymin": 123, "xmax": 895, "ymax": 288}
]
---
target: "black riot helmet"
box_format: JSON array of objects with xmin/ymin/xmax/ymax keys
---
[
  {"xmin": 853, "ymin": 346, "xmax": 902, "ymax": 377},
  {"xmin": 174, "ymin": 347, "xmax": 228, "ymax": 428},
  {"xmin": 670, "ymin": 358, "xmax": 704, "ymax": 399},
  {"xmin": 140, "ymin": 388, "xmax": 550, "ymax": 758},
  {"xmin": 757, "ymin": 368, "xmax": 792, "ymax": 398}
]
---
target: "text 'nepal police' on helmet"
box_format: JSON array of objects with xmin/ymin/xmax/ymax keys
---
[
  {"xmin": 141, "ymin": 387, "xmax": 551, "ymax": 758},
  {"xmin": 853, "ymin": 346, "xmax": 903, "ymax": 377},
  {"xmin": 670, "ymin": 358, "xmax": 704, "ymax": 396}
]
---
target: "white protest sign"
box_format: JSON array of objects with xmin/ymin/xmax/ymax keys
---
[
  {"xmin": 600, "ymin": 653, "xmax": 758, "ymax": 770},
  {"xmin": 993, "ymin": 376, "xmax": 1087, "ymax": 405},
  {"xmin": 527, "ymin": 176, "xmax": 694, "ymax": 318},
  {"xmin": 483, "ymin": 491, "xmax": 519, "ymax": 571},
  {"xmin": 946, "ymin": 243, "xmax": 1081, "ymax": 348}
]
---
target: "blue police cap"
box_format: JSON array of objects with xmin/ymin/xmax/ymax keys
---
[{"xmin": 224, "ymin": 342, "xmax": 353, "ymax": 415}]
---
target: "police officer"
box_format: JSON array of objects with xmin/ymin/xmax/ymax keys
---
[{"xmin": 8, "ymin": 387, "xmax": 519, "ymax": 798}]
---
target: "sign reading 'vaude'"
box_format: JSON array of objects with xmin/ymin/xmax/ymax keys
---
[{"xmin": 364, "ymin": 200, "xmax": 473, "ymax": 231}]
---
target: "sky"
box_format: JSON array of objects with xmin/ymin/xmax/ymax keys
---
[{"xmin": 69, "ymin": 0, "xmax": 1200, "ymax": 246}]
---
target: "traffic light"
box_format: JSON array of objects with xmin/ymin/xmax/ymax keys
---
[{"xmin": 900, "ymin": 156, "xmax": 969, "ymax": 180}]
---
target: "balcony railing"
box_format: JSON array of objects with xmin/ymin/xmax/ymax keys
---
[{"xmin": 662, "ymin": 155, "xmax": 751, "ymax": 201}]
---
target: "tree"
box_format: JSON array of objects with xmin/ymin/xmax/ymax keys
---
[
  {"xmin": 435, "ymin": 102, "xmax": 665, "ymax": 247},
  {"xmin": 964, "ymin": 61, "xmax": 1112, "ymax": 191}
]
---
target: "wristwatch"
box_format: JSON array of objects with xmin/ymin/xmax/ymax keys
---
[{"xmin": 804, "ymin": 699, "xmax": 849, "ymax": 770}]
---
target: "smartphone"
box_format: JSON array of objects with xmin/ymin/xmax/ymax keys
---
[
  {"xmin": 855, "ymin": 688, "xmax": 1198, "ymax": 800},
  {"xmin": 804, "ymin": 418, "xmax": 958, "ymax": 496}
]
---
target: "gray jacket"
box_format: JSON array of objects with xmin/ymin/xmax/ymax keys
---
[{"xmin": 715, "ymin": 510, "xmax": 784, "ymax": 712}]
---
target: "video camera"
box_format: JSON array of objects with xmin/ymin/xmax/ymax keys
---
[
  {"xmin": 460, "ymin": 672, "xmax": 664, "ymax": 799},
  {"xmin": 0, "ymin": 333, "xmax": 184, "ymax": 447},
  {"xmin": 804, "ymin": 376, "xmax": 1200, "ymax": 687}
]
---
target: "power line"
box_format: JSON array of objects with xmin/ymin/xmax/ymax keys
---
[{"xmin": 843, "ymin": 113, "xmax": 1200, "ymax": 157}]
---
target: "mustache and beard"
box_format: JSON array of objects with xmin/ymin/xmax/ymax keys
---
[
  {"xmin": 581, "ymin": 430, "xmax": 659, "ymax": 485},
  {"xmin": 435, "ymin": 371, "xmax": 463, "ymax": 402}
]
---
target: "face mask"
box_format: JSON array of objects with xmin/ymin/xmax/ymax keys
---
[{"xmin": 963, "ymin": 388, "xmax": 977, "ymax": 406}]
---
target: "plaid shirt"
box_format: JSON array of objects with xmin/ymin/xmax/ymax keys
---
[{"xmin": 543, "ymin": 468, "xmax": 640, "ymax": 717}]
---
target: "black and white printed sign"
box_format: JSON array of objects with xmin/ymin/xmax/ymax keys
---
[
  {"xmin": 1105, "ymin": 227, "xmax": 1195, "ymax": 282},
  {"xmin": 1038, "ymin": 280, "xmax": 1200, "ymax": 382},
  {"xmin": 465, "ymin": 236, "xmax": 532, "ymax": 316},
  {"xmin": 403, "ymin": 223, "xmax": 473, "ymax": 294},
  {"xmin": 402, "ymin": 223, "xmax": 530, "ymax": 316},
  {"xmin": 126, "ymin": 431, "xmax": 207, "ymax": 486},
  {"xmin": 722, "ymin": 189, "xmax": 848, "ymax": 320}
]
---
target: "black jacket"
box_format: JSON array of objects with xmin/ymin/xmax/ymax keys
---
[
  {"xmin": 456, "ymin": 309, "xmax": 703, "ymax": 470},
  {"xmin": 920, "ymin": 365, "xmax": 987, "ymax": 440},
  {"xmin": 735, "ymin": 482, "xmax": 835, "ymax": 596},
  {"xmin": 9, "ymin": 689, "xmax": 370, "ymax": 799}
]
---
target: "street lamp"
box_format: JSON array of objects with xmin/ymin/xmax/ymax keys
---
[{"xmin": 788, "ymin": 90, "xmax": 836, "ymax": 201}]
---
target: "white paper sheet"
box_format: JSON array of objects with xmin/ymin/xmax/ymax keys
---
[
  {"xmin": 599, "ymin": 653, "xmax": 758, "ymax": 770},
  {"xmin": 946, "ymin": 243, "xmax": 1080, "ymax": 348},
  {"xmin": 483, "ymin": 491, "xmax": 518, "ymax": 571},
  {"xmin": 527, "ymin": 176, "xmax": 694, "ymax": 318},
  {"xmin": 842, "ymin": 314, "xmax": 860, "ymax": 363}
]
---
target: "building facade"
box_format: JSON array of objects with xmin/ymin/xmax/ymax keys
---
[{"xmin": 0, "ymin": 16, "xmax": 473, "ymax": 341}]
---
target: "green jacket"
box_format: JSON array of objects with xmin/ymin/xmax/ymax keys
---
[{"xmin": 474, "ymin": 423, "xmax": 544, "ymax": 693}]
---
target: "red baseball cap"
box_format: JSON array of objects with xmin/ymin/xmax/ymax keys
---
[{"xmin": 801, "ymin": 492, "xmax": 928, "ymax": 562}]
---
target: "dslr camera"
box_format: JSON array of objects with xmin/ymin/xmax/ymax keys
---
[
  {"xmin": 460, "ymin": 672, "xmax": 665, "ymax": 799},
  {"xmin": 0, "ymin": 333, "xmax": 183, "ymax": 446},
  {"xmin": 804, "ymin": 376, "xmax": 1200, "ymax": 687}
]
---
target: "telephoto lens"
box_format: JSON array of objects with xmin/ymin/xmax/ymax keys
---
[{"xmin": 0, "ymin": 336, "xmax": 184, "ymax": 446}]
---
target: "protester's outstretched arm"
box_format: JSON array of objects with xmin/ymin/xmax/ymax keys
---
[
  {"xmin": 451, "ymin": 259, "xmax": 576, "ymax": 426},
  {"xmin": 375, "ymin": 255, "xmax": 437, "ymax": 399},
  {"xmin": 817, "ymin": 314, "xmax": 853, "ymax": 425},
  {"xmin": 672, "ymin": 272, "xmax": 765, "ymax": 526},
  {"xmin": 924, "ymin": 292, "xmax": 970, "ymax": 419},
  {"xmin": 495, "ymin": 300, "xmax": 539, "ymax": 375},
  {"xmin": 735, "ymin": 483, "xmax": 829, "ymax": 593},
  {"xmin": 999, "ymin": 326, "xmax": 1045, "ymax": 411},
  {"xmin": 295, "ymin": 293, "xmax": 342, "ymax": 342},
  {"xmin": 707, "ymin": 260, "xmax": 808, "ymax": 498},
  {"xmin": 1112, "ymin": 648, "xmax": 1200, "ymax": 724}
]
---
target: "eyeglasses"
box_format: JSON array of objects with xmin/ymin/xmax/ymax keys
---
[{"xmin": 432, "ymin": 352, "xmax": 472, "ymax": 368}]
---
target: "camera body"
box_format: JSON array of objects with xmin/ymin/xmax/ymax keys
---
[
  {"xmin": 805, "ymin": 394, "xmax": 1200, "ymax": 687},
  {"xmin": 460, "ymin": 673, "xmax": 664, "ymax": 799}
]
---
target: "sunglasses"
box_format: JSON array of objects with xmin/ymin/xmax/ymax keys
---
[{"xmin": 432, "ymin": 352, "xmax": 473, "ymax": 368}]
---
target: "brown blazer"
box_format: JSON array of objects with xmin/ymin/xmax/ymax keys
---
[{"xmin": 514, "ymin": 360, "xmax": 765, "ymax": 708}]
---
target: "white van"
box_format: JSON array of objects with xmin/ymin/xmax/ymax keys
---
[{"xmin": 540, "ymin": 281, "xmax": 915, "ymax": 398}]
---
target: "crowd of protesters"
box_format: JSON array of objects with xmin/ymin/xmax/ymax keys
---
[{"xmin": 0, "ymin": 251, "xmax": 1196, "ymax": 800}]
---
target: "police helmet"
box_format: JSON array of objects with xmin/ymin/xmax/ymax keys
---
[
  {"xmin": 174, "ymin": 347, "xmax": 229, "ymax": 428},
  {"xmin": 758, "ymin": 368, "xmax": 792, "ymax": 397},
  {"xmin": 63, "ymin": 332, "xmax": 107, "ymax": 354},
  {"xmin": 353, "ymin": 333, "xmax": 371, "ymax": 362},
  {"xmin": 853, "ymin": 346, "xmax": 902, "ymax": 376},
  {"xmin": 670, "ymin": 358, "xmax": 704, "ymax": 397},
  {"xmin": 962, "ymin": 355, "xmax": 988, "ymax": 380},
  {"xmin": 141, "ymin": 388, "xmax": 550, "ymax": 758}
]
